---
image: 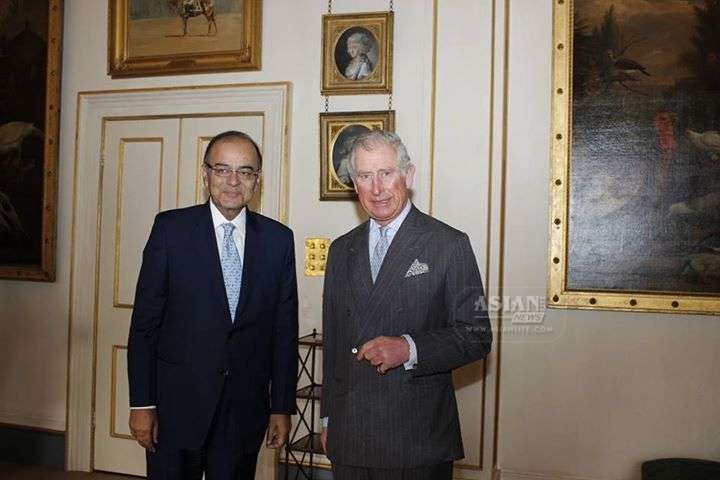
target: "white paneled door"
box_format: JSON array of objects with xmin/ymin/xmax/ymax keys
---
[{"xmin": 92, "ymin": 114, "xmax": 275, "ymax": 477}]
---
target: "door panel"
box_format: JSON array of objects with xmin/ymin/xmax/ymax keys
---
[{"xmin": 94, "ymin": 118, "xmax": 180, "ymax": 475}]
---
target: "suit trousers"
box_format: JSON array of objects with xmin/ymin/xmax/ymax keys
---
[
  {"xmin": 331, "ymin": 461, "xmax": 454, "ymax": 480},
  {"xmin": 146, "ymin": 378, "xmax": 263, "ymax": 480}
]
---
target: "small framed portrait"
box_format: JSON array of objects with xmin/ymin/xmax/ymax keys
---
[
  {"xmin": 108, "ymin": 0, "xmax": 262, "ymax": 77},
  {"xmin": 319, "ymin": 110, "xmax": 395, "ymax": 200},
  {"xmin": 322, "ymin": 12, "xmax": 393, "ymax": 95}
]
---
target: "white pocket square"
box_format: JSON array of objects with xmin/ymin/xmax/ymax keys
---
[{"xmin": 405, "ymin": 259, "xmax": 429, "ymax": 277}]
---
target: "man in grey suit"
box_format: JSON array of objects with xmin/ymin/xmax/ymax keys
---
[{"xmin": 320, "ymin": 130, "xmax": 492, "ymax": 479}]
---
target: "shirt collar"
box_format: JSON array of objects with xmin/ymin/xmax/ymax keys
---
[
  {"xmin": 209, "ymin": 200, "xmax": 246, "ymax": 233},
  {"xmin": 369, "ymin": 200, "xmax": 412, "ymax": 235}
]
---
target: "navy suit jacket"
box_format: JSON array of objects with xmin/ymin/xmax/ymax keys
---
[{"xmin": 127, "ymin": 203, "xmax": 298, "ymax": 450}]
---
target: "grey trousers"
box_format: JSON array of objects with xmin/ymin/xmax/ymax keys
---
[{"xmin": 331, "ymin": 461, "xmax": 453, "ymax": 480}]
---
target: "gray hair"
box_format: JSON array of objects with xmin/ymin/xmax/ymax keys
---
[
  {"xmin": 347, "ymin": 32, "xmax": 372, "ymax": 54},
  {"xmin": 347, "ymin": 130, "xmax": 412, "ymax": 178}
]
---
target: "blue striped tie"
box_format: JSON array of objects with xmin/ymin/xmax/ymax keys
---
[{"xmin": 220, "ymin": 223, "xmax": 242, "ymax": 322}]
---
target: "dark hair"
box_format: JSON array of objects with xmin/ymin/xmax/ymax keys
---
[{"xmin": 203, "ymin": 130, "xmax": 263, "ymax": 167}]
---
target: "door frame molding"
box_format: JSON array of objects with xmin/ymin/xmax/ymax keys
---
[{"xmin": 65, "ymin": 82, "xmax": 291, "ymax": 471}]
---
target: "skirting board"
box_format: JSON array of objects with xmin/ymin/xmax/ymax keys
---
[
  {"xmin": 0, "ymin": 424, "xmax": 65, "ymax": 469},
  {"xmin": 0, "ymin": 411, "xmax": 65, "ymax": 433}
]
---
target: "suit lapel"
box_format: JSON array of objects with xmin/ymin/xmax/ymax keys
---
[
  {"xmin": 346, "ymin": 222, "xmax": 373, "ymax": 310},
  {"xmin": 235, "ymin": 209, "xmax": 259, "ymax": 319},
  {"xmin": 194, "ymin": 203, "xmax": 233, "ymax": 325},
  {"xmin": 358, "ymin": 206, "xmax": 432, "ymax": 338},
  {"xmin": 374, "ymin": 206, "xmax": 429, "ymax": 287}
]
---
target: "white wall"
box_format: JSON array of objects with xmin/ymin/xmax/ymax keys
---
[
  {"xmin": 1, "ymin": 1, "xmax": 719, "ymax": 480},
  {"xmin": 498, "ymin": 2, "xmax": 720, "ymax": 480},
  {"xmin": 0, "ymin": 0, "xmax": 491, "ymax": 434}
]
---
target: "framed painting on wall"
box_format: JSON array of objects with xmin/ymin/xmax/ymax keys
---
[
  {"xmin": 549, "ymin": 0, "xmax": 720, "ymax": 314},
  {"xmin": 0, "ymin": 0, "xmax": 62, "ymax": 281},
  {"xmin": 108, "ymin": 0, "xmax": 262, "ymax": 77},
  {"xmin": 319, "ymin": 110, "xmax": 395, "ymax": 200},
  {"xmin": 321, "ymin": 11, "xmax": 393, "ymax": 95}
]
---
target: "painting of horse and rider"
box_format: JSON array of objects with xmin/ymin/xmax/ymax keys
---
[{"xmin": 109, "ymin": 0, "xmax": 261, "ymax": 76}]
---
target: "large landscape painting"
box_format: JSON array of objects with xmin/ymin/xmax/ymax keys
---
[{"xmin": 566, "ymin": 0, "xmax": 720, "ymax": 297}]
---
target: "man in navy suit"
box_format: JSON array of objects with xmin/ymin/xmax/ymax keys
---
[{"xmin": 127, "ymin": 131, "xmax": 298, "ymax": 479}]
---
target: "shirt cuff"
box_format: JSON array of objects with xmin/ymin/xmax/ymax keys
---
[
  {"xmin": 130, "ymin": 406, "xmax": 156, "ymax": 409},
  {"xmin": 321, "ymin": 417, "xmax": 329, "ymax": 427},
  {"xmin": 401, "ymin": 334, "xmax": 418, "ymax": 370}
]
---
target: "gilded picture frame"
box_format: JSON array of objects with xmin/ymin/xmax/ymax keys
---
[
  {"xmin": 108, "ymin": 0, "xmax": 262, "ymax": 78},
  {"xmin": 549, "ymin": 0, "xmax": 720, "ymax": 314},
  {"xmin": 0, "ymin": 0, "xmax": 62, "ymax": 281},
  {"xmin": 321, "ymin": 11, "xmax": 393, "ymax": 95},
  {"xmin": 319, "ymin": 110, "xmax": 395, "ymax": 200}
]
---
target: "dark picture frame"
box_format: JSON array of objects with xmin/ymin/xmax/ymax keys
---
[
  {"xmin": 108, "ymin": 0, "xmax": 262, "ymax": 77},
  {"xmin": 321, "ymin": 11, "xmax": 393, "ymax": 95},
  {"xmin": 0, "ymin": 0, "xmax": 62, "ymax": 281},
  {"xmin": 319, "ymin": 110, "xmax": 395, "ymax": 200},
  {"xmin": 549, "ymin": 0, "xmax": 720, "ymax": 314}
]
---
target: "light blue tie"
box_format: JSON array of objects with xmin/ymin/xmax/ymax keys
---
[
  {"xmin": 371, "ymin": 225, "xmax": 389, "ymax": 283},
  {"xmin": 220, "ymin": 223, "xmax": 242, "ymax": 322}
]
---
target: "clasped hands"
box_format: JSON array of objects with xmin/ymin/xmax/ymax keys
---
[{"xmin": 356, "ymin": 335, "xmax": 410, "ymax": 374}]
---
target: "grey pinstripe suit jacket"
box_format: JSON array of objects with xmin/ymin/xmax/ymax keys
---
[{"xmin": 321, "ymin": 206, "xmax": 492, "ymax": 468}]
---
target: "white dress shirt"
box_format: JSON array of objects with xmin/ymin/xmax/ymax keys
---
[{"xmin": 209, "ymin": 200, "xmax": 247, "ymax": 258}]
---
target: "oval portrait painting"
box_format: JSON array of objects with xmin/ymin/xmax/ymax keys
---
[{"xmin": 334, "ymin": 27, "xmax": 379, "ymax": 81}]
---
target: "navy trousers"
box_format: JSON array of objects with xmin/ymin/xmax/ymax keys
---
[{"xmin": 146, "ymin": 380, "xmax": 263, "ymax": 480}]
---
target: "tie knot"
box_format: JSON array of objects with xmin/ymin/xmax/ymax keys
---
[
  {"xmin": 221, "ymin": 222, "xmax": 235, "ymax": 237},
  {"xmin": 379, "ymin": 225, "xmax": 389, "ymax": 238}
]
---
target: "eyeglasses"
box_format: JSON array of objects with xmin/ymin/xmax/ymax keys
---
[
  {"xmin": 204, "ymin": 162, "xmax": 260, "ymax": 181},
  {"xmin": 353, "ymin": 168, "xmax": 399, "ymax": 185}
]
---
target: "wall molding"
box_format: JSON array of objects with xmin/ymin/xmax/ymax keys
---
[{"xmin": 487, "ymin": 0, "xmax": 510, "ymax": 477}]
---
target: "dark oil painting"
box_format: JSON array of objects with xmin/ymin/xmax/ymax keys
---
[
  {"xmin": 0, "ymin": 0, "xmax": 59, "ymax": 280},
  {"xmin": 568, "ymin": 0, "xmax": 720, "ymax": 294},
  {"xmin": 332, "ymin": 123, "xmax": 370, "ymax": 188}
]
